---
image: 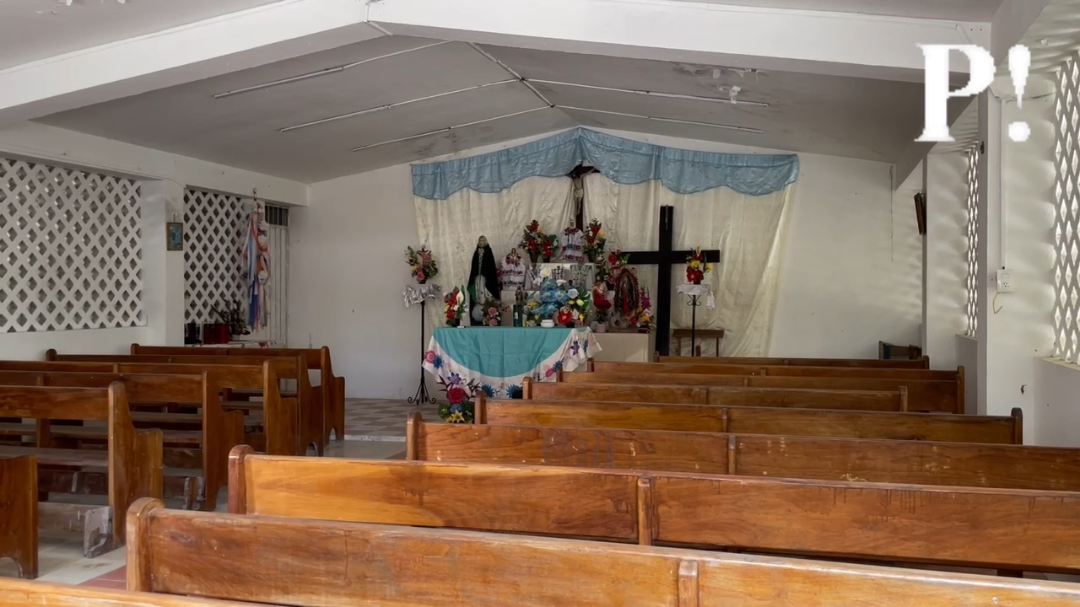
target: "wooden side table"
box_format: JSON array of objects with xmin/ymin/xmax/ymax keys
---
[{"xmin": 673, "ymin": 329, "xmax": 725, "ymax": 357}]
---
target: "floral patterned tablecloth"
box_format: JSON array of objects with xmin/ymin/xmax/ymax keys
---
[{"xmin": 422, "ymin": 327, "xmax": 599, "ymax": 398}]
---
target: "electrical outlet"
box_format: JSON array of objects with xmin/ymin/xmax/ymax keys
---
[{"xmin": 997, "ymin": 269, "xmax": 1014, "ymax": 293}]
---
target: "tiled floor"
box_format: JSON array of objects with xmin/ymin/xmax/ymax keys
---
[{"xmin": 343, "ymin": 398, "xmax": 439, "ymax": 442}]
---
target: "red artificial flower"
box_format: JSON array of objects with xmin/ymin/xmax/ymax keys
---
[
  {"xmin": 447, "ymin": 386, "xmax": 467, "ymax": 404},
  {"xmin": 591, "ymin": 224, "xmax": 601, "ymax": 235}
]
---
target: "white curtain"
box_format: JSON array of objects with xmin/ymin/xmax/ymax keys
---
[
  {"xmin": 585, "ymin": 174, "xmax": 793, "ymax": 356},
  {"xmin": 414, "ymin": 176, "xmax": 575, "ymax": 335}
]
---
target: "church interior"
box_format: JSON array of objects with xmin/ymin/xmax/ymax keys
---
[{"xmin": 3, "ymin": 0, "xmax": 1080, "ymax": 603}]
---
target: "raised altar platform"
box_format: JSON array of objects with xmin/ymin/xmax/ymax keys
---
[{"xmin": 423, "ymin": 327, "xmax": 599, "ymax": 397}]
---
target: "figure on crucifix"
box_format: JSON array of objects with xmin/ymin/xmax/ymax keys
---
[{"xmin": 467, "ymin": 236, "xmax": 500, "ymax": 324}]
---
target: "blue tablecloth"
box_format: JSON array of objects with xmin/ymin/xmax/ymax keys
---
[{"xmin": 423, "ymin": 327, "xmax": 599, "ymax": 398}]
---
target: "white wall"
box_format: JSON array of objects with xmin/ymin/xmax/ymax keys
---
[
  {"xmin": 922, "ymin": 151, "xmax": 969, "ymax": 372},
  {"xmin": 0, "ymin": 122, "xmax": 307, "ymax": 360},
  {"xmin": 1033, "ymin": 358, "xmax": 1080, "ymax": 447},
  {"xmin": 293, "ymin": 129, "xmax": 921, "ymax": 398}
]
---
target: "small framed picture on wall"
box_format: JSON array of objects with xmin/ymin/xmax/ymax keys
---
[{"xmin": 166, "ymin": 222, "xmax": 184, "ymax": 251}]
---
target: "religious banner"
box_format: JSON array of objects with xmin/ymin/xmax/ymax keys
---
[{"xmin": 422, "ymin": 327, "xmax": 600, "ymax": 398}]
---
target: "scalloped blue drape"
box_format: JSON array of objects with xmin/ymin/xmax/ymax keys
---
[{"xmin": 412, "ymin": 128, "xmax": 799, "ymax": 200}]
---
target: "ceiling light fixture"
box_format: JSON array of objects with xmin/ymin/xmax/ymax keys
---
[
  {"xmin": 558, "ymin": 106, "xmax": 763, "ymax": 134},
  {"xmin": 280, "ymin": 79, "xmax": 519, "ymax": 133},
  {"xmin": 350, "ymin": 107, "xmax": 549, "ymax": 153},
  {"xmin": 213, "ymin": 41, "xmax": 450, "ymax": 99},
  {"xmin": 529, "ymin": 80, "xmax": 769, "ymax": 108}
]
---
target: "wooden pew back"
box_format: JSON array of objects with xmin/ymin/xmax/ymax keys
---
[
  {"xmin": 127, "ymin": 497, "xmax": 1080, "ymax": 605},
  {"xmin": 407, "ymin": 414, "xmax": 1080, "ymax": 491},
  {"xmin": 0, "ymin": 580, "xmax": 266, "ymax": 607},
  {"xmin": 526, "ymin": 378, "xmax": 907, "ymax": 411},
  {"xmin": 0, "ymin": 384, "xmax": 160, "ymax": 547},
  {"xmin": 592, "ymin": 361, "xmax": 959, "ymax": 381},
  {"xmin": 0, "ymin": 371, "xmax": 241, "ymax": 506},
  {"xmin": 229, "ymin": 451, "xmax": 1080, "ymax": 574},
  {"xmin": 657, "ymin": 355, "xmax": 931, "ymax": 368},
  {"xmin": 0, "ymin": 455, "xmax": 36, "ymax": 579},
  {"xmin": 479, "ymin": 397, "xmax": 1021, "ymax": 444}
]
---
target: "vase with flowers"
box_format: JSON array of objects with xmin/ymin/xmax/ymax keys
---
[
  {"xmin": 443, "ymin": 287, "xmax": 466, "ymax": 327},
  {"xmin": 405, "ymin": 245, "xmax": 438, "ymax": 284},
  {"xmin": 582, "ymin": 219, "xmax": 607, "ymax": 264},
  {"xmin": 686, "ymin": 246, "xmax": 714, "ymax": 285},
  {"xmin": 520, "ymin": 220, "xmax": 558, "ymax": 263}
]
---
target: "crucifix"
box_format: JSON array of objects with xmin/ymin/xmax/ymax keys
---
[{"xmin": 623, "ymin": 206, "xmax": 721, "ymax": 356}]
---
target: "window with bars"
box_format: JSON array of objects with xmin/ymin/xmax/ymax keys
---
[
  {"xmin": 0, "ymin": 157, "xmax": 144, "ymax": 333},
  {"xmin": 965, "ymin": 145, "xmax": 980, "ymax": 337},
  {"xmin": 1053, "ymin": 51, "xmax": 1080, "ymax": 363},
  {"xmin": 184, "ymin": 189, "xmax": 245, "ymax": 324}
]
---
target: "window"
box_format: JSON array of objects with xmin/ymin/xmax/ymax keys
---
[
  {"xmin": 183, "ymin": 189, "xmax": 245, "ymax": 324},
  {"xmin": 1053, "ymin": 51, "xmax": 1080, "ymax": 363},
  {"xmin": 0, "ymin": 157, "xmax": 143, "ymax": 333},
  {"xmin": 965, "ymin": 145, "xmax": 980, "ymax": 336}
]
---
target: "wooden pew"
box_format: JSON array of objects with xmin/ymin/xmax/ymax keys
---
[
  {"xmin": 525, "ymin": 378, "xmax": 908, "ymax": 411},
  {"xmin": 44, "ymin": 352, "xmax": 323, "ymax": 455},
  {"xmin": 0, "ymin": 359, "xmax": 305, "ymax": 457},
  {"xmin": 658, "ymin": 354, "xmax": 932, "ymax": 368},
  {"xmin": 0, "ymin": 370, "xmax": 244, "ymax": 510},
  {"xmin": 0, "ymin": 580, "xmax": 261, "ymax": 607},
  {"xmin": 131, "ymin": 343, "xmax": 345, "ymax": 444},
  {"xmin": 0, "ymin": 455, "xmax": 37, "ymax": 579},
  {"xmin": 229, "ymin": 450, "xmax": 1080, "ymax": 575},
  {"xmin": 571, "ymin": 367, "xmax": 964, "ymax": 414},
  {"xmin": 406, "ymin": 413, "xmax": 1080, "ymax": 492},
  {"xmin": 0, "ymin": 384, "xmax": 162, "ymax": 557},
  {"xmin": 126, "ymin": 497, "xmax": 1080, "ymax": 605},
  {"xmin": 593, "ymin": 360, "xmax": 960, "ymax": 381},
  {"xmin": 478, "ymin": 396, "xmax": 1022, "ymax": 444}
]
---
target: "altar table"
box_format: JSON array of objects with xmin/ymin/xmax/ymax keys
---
[{"xmin": 423, "ymin": 327, "xmax": 600, "ymax": 398}]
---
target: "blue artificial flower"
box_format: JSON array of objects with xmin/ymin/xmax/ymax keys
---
[
  {"xmin": 541, "ymin": 290, "xmax": 557, "ymax": 304},
  {"xmin": 556, "ymin": 290, "xmax": 568, "ymax": 304},
  {"xmin": 481, "ymin": 384, "xmax": 495, "ymax": 398}
]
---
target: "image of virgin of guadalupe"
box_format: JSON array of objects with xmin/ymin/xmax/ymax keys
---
[{"xmin": 468, "ymin": 235, "xmax": 501, "ymax": 324}]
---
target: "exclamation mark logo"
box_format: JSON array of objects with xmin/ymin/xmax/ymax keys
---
[{"xmin": 1008, "ymin": 44, "xmax": 1032, "ymax": 142}]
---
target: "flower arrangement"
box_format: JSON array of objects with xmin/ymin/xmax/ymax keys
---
[
  {"xmin": 524, "ymin": 278, "xmax": 591, "ymax": 326},
  {"xmin": 632, "ymin": 289, "xmax": 653, "ymax": 332},
  {"xmin": 481, "ymin": 299, "xmax": 502, "ymax": 327},
  {"xmin": 562, "ymin": 287, "xmax": 592, "ymax": 327},
  {"xmin": 443, "ymin": 287, "xmax": 466, "ymax": 327},
  {"xmin": 686, "ymin": 246, "xmax": 713, "ymax": 285},
  {"xmin": 582, "ymin": 219, "xmax": 607, "ymax": 263},
  {"xmin": 520, "ymin": 220, "xmax": 558, "ymax": 263},
  {"xmin": 405, "ymin": 245, "xmax": 438, "ymax": 284},
  {"xmin": 437, "ymin": 375, "xmax": 479, "ymax": 423},
  {"xmin": 606, "ymin": 249, "xmax": 630, "ymax": 276}
]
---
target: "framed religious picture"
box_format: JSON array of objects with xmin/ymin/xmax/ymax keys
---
[{"xmin": 166, "ymin": 222, "xmax": 184, "ymax": 251}]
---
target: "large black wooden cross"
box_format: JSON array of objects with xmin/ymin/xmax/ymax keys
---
[{"xmin": 624, "ymin": 206, "xmax": 721, "ymax": 356}]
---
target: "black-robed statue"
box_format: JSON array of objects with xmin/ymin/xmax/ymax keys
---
[{"xmin": 468, "ymin": 235, "xmax": 500, "ymax": 324}]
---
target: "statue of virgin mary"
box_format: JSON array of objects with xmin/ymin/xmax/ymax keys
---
[{"xmin": 468, "ymin": 235, "xmax": 500, "ymax": 323}]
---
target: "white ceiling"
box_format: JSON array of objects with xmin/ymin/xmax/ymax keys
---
[
  {"xmin": 666, "ymin": 0, "xmax": 1006, "ymax": 21},
  {"xmin": 36, "ymin": 34, "xmax": 939, "ymax": 183},
  {"xmin": 0, "ymin": 0, "xmax": 284, "ymax": 69}
]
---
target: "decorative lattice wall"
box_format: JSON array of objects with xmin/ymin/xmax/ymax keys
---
[
  {"xmin": 184, "ymin": 189, "xmax": 244, "ymax": 324},
  {"xmin": 1054, "ymin": 51, "xmax": 1080, "ymax": 363},
  {"xmin": 965, "ymin": 145, "xmax": 980, "ymax": 337},
  {"xmin": 0, "ymin": 158, "xmax": 143, "ymax": 333}
]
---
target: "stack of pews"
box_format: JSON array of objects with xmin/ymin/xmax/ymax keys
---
[
  {"xmin": 7, "ymin": 353, "xmax": 1080, "ymax": 605},
  {"xmin": 0, "ymin": 344, "xmax": 343, "ymax": 578}
]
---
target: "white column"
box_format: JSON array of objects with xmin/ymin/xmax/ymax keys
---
[
  {"xmin": 140, "ymin": 180, "xmax": 186, "ymax": 346},
  {"xmin": 977, "ymin": 80, "xmax": 1057, "ymax": 441},
  {"xmin": 922, "ymin": 151, "xmax": 968, "ymax": 373}
]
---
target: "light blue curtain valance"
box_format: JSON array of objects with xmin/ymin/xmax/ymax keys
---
[{"xmin": 412, "ymin": 128, "xmax": 799, "ymax": 200}]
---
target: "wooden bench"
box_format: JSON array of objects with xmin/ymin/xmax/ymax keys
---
[
  {"xmin": 574, "ymin": 367, "xmax": 963, "ymax": 413},
  {"xmin": 658, "ymin": 354, "xmax": 932, "ymax": 368},
  {"xmin": 0, "ymin": 580, "xmax": 260, "ymax": 607},
  {"xmin": 131, "ymin": 344, "xmax": 345, "ymax": 444},
  {"xmin": 229, "ymin": 450, "xmax": 1080, "ymax": 575},
  {"xmin": 0, "ymin": 455, "xmax": 36, "ymax": 579},
  {"xmin": 525, "ymin": 378, "xmax": 908, "ymax": 411},
  {"xmin": 126, "ymin": 497, "xmax": 1080, "ymax": 605},
  {"xmin": 0, "ymin": 384, "xmax": 162, "ymax": 557},
  {"xmin": 478, "ymin": 396, "xmax": 1022, "ymax": 444},
  {"xmin": 44, "ymin": 352, "xmax": 323, "ymax": 455},
  {"xmin": 593, "ymin": 360, "xmax": 960, "ymax": 381},
  {"xmin": 406, "ymin": 413, "xmax": 1080, "ymax": 492},
  {"xmin": 1, "ymin": 359, "xmax": 306, "ymax": 457},
  {"xmin": 0, "ymin": 370, "xmax": 244, "ymax": 510}
]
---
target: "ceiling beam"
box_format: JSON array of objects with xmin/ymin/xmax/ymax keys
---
[
  {"xmin": 369, "ymin": 0, "xmax": 989, "ymax": 83},
  {"xmin": 0, "ymin": 0, "xmax": 378, "ymax": 127}
]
